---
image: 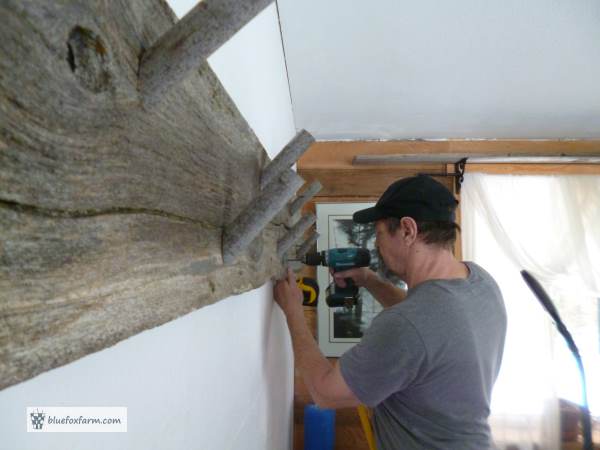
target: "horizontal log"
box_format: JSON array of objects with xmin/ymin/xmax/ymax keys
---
[{"xmin": 140, "ymin": 0, "xmax": 273, "ymax": 106}]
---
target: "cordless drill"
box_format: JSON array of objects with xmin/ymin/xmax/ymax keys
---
[{"xmin": 303, "ymin": 248, "xmax": 371, "ymax": 308}]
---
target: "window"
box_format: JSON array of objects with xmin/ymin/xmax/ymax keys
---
[{"xmin": 462, "ymin": 173, "xmax": 600, "ymax": 448}]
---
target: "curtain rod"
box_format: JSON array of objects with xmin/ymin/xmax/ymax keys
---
[{"xmin": 352, "ymin": 154, "xmax": 600, "ymax": 165}]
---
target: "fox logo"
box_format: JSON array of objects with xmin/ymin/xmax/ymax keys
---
[{"xmin": 30, "ymin": 410, "xmax": 46, "ymax": 430}]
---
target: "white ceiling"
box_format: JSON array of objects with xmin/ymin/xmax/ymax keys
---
[{"xmin": 277, "ymin": 0, "xmax": 600, "ymax": 140}]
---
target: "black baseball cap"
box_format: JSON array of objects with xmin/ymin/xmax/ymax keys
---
[{"xmin": 353, "ymin": 174, "xmax": 458, "ymax": 223}]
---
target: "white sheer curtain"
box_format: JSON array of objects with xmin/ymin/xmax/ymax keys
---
[{"xmin": 461, "ymin": 173, "xmax": 600, "ymax": 450}]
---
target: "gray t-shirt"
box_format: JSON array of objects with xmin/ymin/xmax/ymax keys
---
[{"xmin": 339, "ymin": 261, "xmax": 507, "ymax": 450}]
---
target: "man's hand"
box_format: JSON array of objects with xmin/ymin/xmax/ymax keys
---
[
  {"xmin": 332, "ymin": 267, "xmax": 374, "ymax": 288},
  {"xmin": 273, "ymin": 268, "xmax": 304, "ymax": 319},
  {"xmin": 274, "ymin": 269, "xmax": 361, "ymax": 410},
  {"xmin": 335, "ymin": 267, "xmax": 407, "ymax": 308}
]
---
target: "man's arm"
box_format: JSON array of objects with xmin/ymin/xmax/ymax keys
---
[
  {"xmin": 334, "ymin": 268, "xmax": 406, "ymax": 308},
  {"xmin": 274, "ymin": 269, "xmax": 361, "ymax": 409},
  {"xmin": 364, "ymin": 272, "xmax": 407, "ymax": 308}
]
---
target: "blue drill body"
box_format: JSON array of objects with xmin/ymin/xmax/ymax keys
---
[{"xmin": 303, "ymin": 248, "xmax": 371, "ymax": 307}]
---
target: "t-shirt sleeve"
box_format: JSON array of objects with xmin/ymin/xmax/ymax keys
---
[{"xmin": 339, "ymin": 310, "xmax": 427, "ymax": 407}]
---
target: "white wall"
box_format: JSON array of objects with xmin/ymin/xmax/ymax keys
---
[{"xmin": 0, "ymin": 3, "xmax": 297, "ymax": 449}]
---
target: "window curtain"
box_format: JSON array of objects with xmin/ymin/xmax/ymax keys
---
[{"xmin": 461, "ymin": 173, "xmax": 600, "ymax": 450}]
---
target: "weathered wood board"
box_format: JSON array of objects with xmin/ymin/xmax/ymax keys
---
[{"xmin": 0, "ymin": 0, "xmax": 290, "ymax": 390}]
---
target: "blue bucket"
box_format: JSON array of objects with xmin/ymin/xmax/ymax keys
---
[{"xmin": 304, "ymin": 403, "xmax": 336, "ymax": 450}]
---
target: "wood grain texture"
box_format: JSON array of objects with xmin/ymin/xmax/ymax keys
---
[
  {"xmin": 298, "ymin": 167, "xmax": 450, "ymax": 197},
  {"xmin": 0, "ymin": 207, "xmax": 283, "ymax": 389},
  {"xmin": 0, "ymin": 0, "xmax": 290, "ymax": 389},
  {"xmin": 1, "ymin": 0, "xmax": 265, "ymax": 225}
]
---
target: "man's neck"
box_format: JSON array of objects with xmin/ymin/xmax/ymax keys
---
[{"xmin": 404, "ymin": 244, "xmax": 468, "ymax": 289}]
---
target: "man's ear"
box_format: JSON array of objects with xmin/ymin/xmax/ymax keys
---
[{"xmin": 400, "ymin": 217, "xmax": 418, "ymax": 244}]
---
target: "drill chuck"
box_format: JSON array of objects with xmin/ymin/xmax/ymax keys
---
[{"xmin": 303, "ymin": 252, "xmax": 325, "ymax": 266}]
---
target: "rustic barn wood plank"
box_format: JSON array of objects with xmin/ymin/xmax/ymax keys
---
[
  {"xmin": 0, "ymin": 206, "xmax": 283, "ymax": 389},
  {"xmin": 0, "ymin": 0, "xmax": 265, "ymax": 226},
  {"xmin": 0, "ymin": 0, "xmax": 291, "ymax": 389}
]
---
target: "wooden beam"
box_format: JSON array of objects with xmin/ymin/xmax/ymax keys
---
[
  {"xmin": 140, "ymin": 0, "xmax": 273, "ymax": 106},
  {"xmin": 0, "ymin": 0, "xmax": 286, "ymax": 390},
  {"xmin": 298, "ymin": 166, "xmax": 448, "ymax": 197},
  {"xmin": 299, "ymin": 140, "xmax": 600, "ymax": 169}
]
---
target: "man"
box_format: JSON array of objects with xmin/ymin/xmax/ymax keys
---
[{"xmin": 273, "ymin": 174, "xmax": 507, "ymax": 449}]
